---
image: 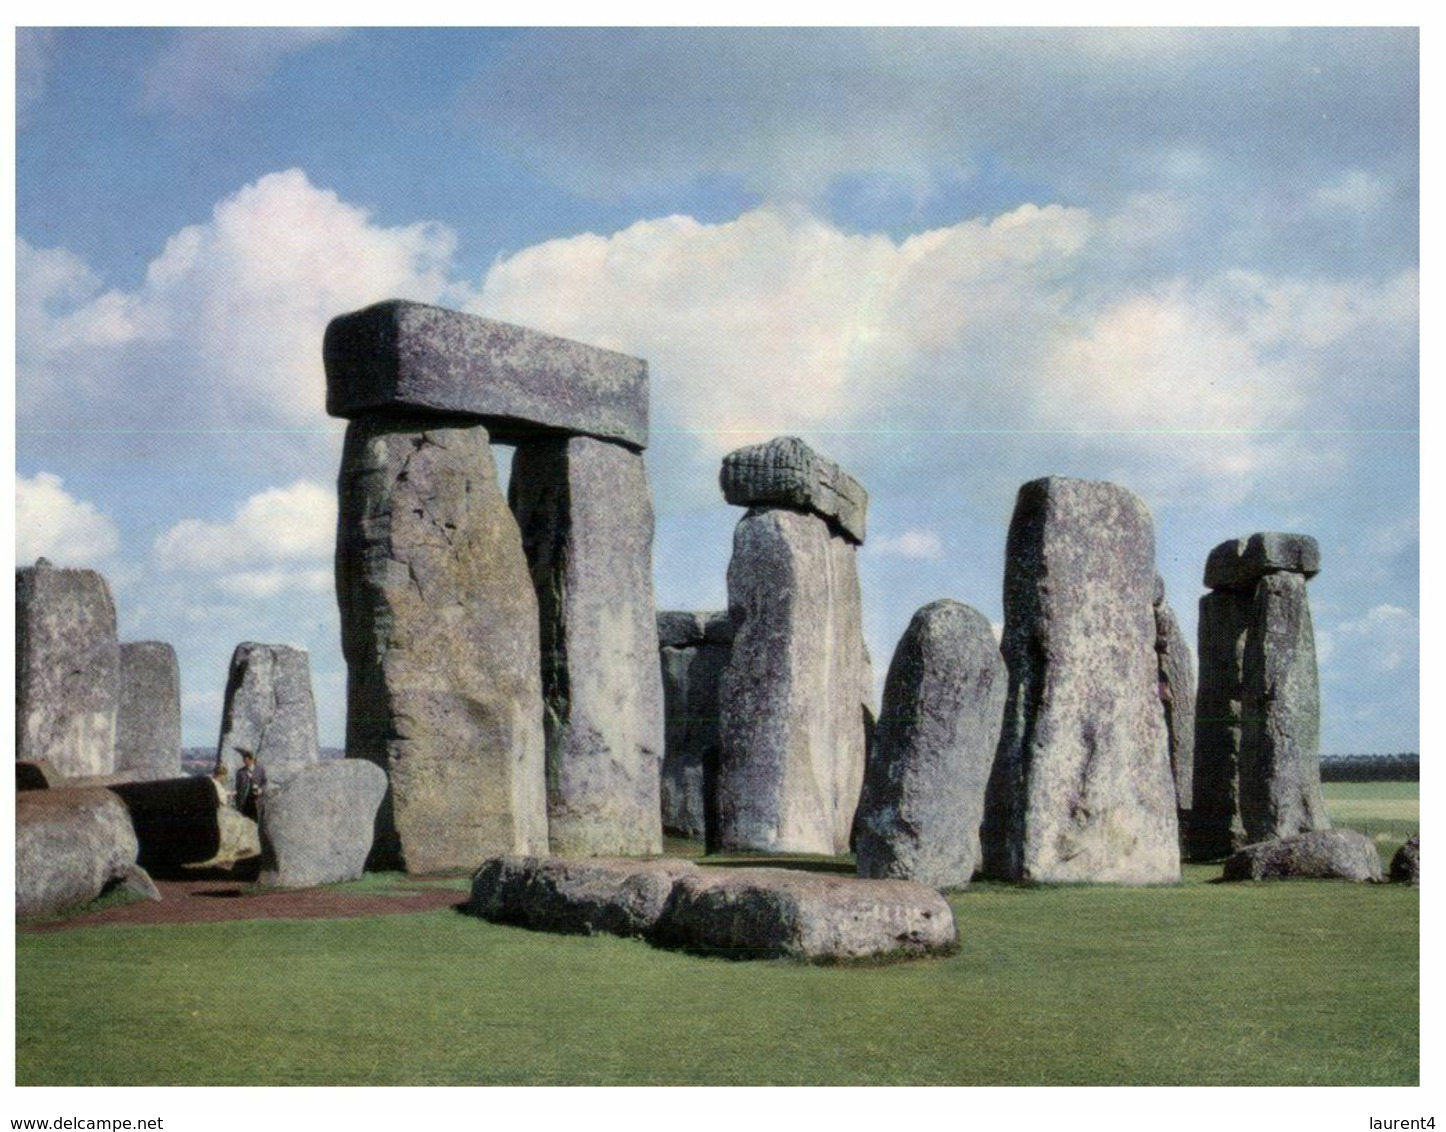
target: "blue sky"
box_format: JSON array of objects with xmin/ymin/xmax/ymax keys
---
[{"xmin": 15, "ymin": 27, "xmax": 1419, "ymax": 752}]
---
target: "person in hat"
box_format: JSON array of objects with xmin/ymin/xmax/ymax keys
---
[{"xmin": 234, "ymin": 750, "xmax": 267, "ymax": 821}]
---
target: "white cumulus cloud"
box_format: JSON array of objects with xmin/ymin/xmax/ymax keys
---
[
  {"xmin": 868, "ymin": 529, "xmax": 944, "ymax": 560},
  {"xmin": 16, "ymin": 472, "xmax": 121, "ymax": 566},
  {"xmin": 156, "ymin": 480, "xmax": 336, "ymax": 573}
]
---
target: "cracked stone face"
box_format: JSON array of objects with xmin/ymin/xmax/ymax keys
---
[
  {"xmin": 336, "ymin": 416, "xmax": 548, "ymax": 873},
  {"xmin": 215, "ymin": 642, "xmax": 318, "ymax": 779}
]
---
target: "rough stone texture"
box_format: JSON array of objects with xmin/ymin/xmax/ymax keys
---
[
  {"xmin": 16, "ymin": 787, "xmax": 154, "ymax": 919},
  {"xmin": 116, "ymin": 642, "xmax": 182, "ymax": 781},
  {"xmin": 855, "ymin": 600, "xmax": 1007, "ymax": 889},
  {"xmin": 465, "ymin": 856, "xmax": 700, "ymax": 937},
  {"xmin": 258, "ymin": 761, "xmax": 388, "ymax": 888},
  {"xmin": 17, "ymin": 760, "xmax": 65, "ymax": 791},
  {"xmin": 1238, "ymin": 571, "xmax": 1330, "ymax": 843},
  {"xmin": 716, "ymin": 507, "xmax": 873, "ymax": 855},
  {"xmin": 324, "ymin": 300, "xmax": 649, "ymax": 450},
  {"xmin": 215, "ymin": 643, "xmax": 319, "ymax": 781},
  {"xmin": 657, "ymin": 611, "xmax": 732, "ymax": 841},
  {"xmin": 1204, "ymin": 532, "xmax": 1321, "ymax": 590},
  {"xmin": 509, "ymin": 436, "xmax": 664, "ymax": 857},
  {"xmin": 1221, "ymin": 829, "xmax": 1382, "ymax": 882},
  {"xmin": 981, "ymin": 477, "xmax": 1180, "ymax": 885},
  {"xmin": 1153, "ymin": 587, "xmax": 1197, "ymax": 828},
  {"xmin": 16, "ymin": 559, "xmax": 120, "ymax": 777},
  {"xmin": 337, "ymin": 416, "xmax": 548, "ymax": 873},
  {"xmin": 1391, "ymin": 836, "xmax": 1419, "ymax": 885},
  {"xmin": 107, "ymin": 776, "xmax": 249, "ymax": 870},
  {"xmin": 653, "ymin": 869, "xmax": 958, "ymax": 961},
  {"xmin": 719, "ymin": 436, "xmax": 868, "ymax": 544},
  {"xmin": 1189, "ymin": 588, "xmax": 1250, "ymax": 860}
]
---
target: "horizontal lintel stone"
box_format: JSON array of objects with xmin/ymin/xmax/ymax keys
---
[
  {"xmin": 1203, "ymin": 532, "xmax": 1321, "ymax": 590},
  {"xmin": 719, "ymin": 436, "xmax": 868, "ymax": 543}
]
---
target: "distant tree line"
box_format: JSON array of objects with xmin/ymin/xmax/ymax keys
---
[{"xmin": 1319, "ymin": 753, "xmax": 1419, "ymax": 782}]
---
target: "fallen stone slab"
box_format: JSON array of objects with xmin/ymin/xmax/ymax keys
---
[
  {"xmin": 215, "ymin": 642, "xmax": 320, "ymax": 780},
  {"xmin": 1390, "ymin": 836, "xmax": 1419, "ymax": 886},
  {"xmin": 107, "ymin": 776, "xmax": 256, "ymax": 871},
  {"xmin": 855, "ymin": 600, "xmax": 1006, "ymax": 889},
  {"xmin": 258, "ymin": 761, "xmax": 388, "ymax": 888},
  {"xmin": 466, "ymin": 856, "xmax": 700, "ymax": 937},
  {"xmin": 116, "ymin": 641, "xmax": 182, "ymax": 781},
  {"xmin": 1203, "ymin": 532, "xmax": 1320, "ymax": 591},
  {"xmin": 653, "ymin": 868, "xmax": 958, "ymax": 961},
  {"xmin": 16, "ymin": 558, "xmax": 120, "ymax": 777},
  {"xmin": 719, "ymin": 436, "xmax": 868, "ymax": 544},
  {"xmin": 16, "ymin": 788, "xmax": 158, "ymax": 919},
  {"xmin": 337, "ymin": 416, "xmax": 548, "ymax": 873},
  {"xmin": 1221, "ymin": 829, "xmax": 1383, "ymax": 882},
  {"xmin": 324, "ymin": 300, "xmax": 650, "ymax": 451}
]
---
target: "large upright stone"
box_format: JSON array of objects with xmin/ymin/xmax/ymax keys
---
[
  {"xmin": 716, "ymin": 504, "xmax": 873, "ymax": 855},
  {"xmin": 1190, "ymin": 588, "xmax": 1250, "ymax": 859},
  {"xmin": 981, "ymin": 477, "xmax": 1180, "ymax": 884},
  {"xmin": 324, "ymin": 300, "xmax": 649, "ymax": 450},
  {"xmin": 116, "ymin": 642, "xmax": 182, "ymax": 781},
  {"xmin": 16, "ymin": 559, "xmax": 120, "ymax": 777},
  {"xmin": 215, "ymin": 643, "xmax": 319, "ymax": 779},
  {"xmin": 1153, "ymin": 585, "xmax": 1197, "ymax": 837},
  {"xmin": 657, "ymin": 611, "xmax": 733, "ymax": 842},
  {"xmin": 855, "ymin": 600, "xmax": 1007, "ymax": 889},
  {"xmin": 509, "ymin": 436, "xmax": 664, "ymax": 857},
  {"xmin": 1238, "ymin": 571, "xmax": 1330, "ymax": 842},
  {"xmin": 337, "ymin": 416, "xmax": 548, "ymax": 873},
  {"xmin": 719, "ymin": 435, "xmax": 868, "ymax": 543}
]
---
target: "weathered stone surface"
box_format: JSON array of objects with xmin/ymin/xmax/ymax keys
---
[
  {"xmin": 509, "ymin": 436, "xmax": 664, "ymax": 856},
  {"xmin": 855, "ymin": 600, "xmax": 1006, "ymax": 889},
  {"xmin": 107, "ymin": 776, "xmax": 253, "ymax": 870},
  {"xmin": 1153, "ymin": 587, "xmax": 1197, "ymax": 826},
  {"xmin": 337, "ymin": 416, "xmax": 548, "ymax": 873},
  {"xmin": 981, "ymin": 477, "xmax": 1180, "ymax": 884},
  {"xmin": 258, "ymin": 761, "xmax": 388, "ymax": 888},
  {"xmin": 16, "ymin": 787, "xmax": 154, "ymax": 919},
  {"xmin": 1189, "ymin": 588, "xmax": 1250, "ymax": 860},
  {"xmin": 16, "ymin": 559, "xmax": 119, "ymax": 777},
  {"xmin": 324, "ymin": 300, "xmax": 649, "ymax": 450},
  {"xmin": 657, "ymin": 611, "xmax": 732, "ymax": 841},
  {"xmin": 1203, "ymin": 532, "xmax": 1320, "ymax": 591},
  {"xmin": 1391, "ymin": 836, "xmax": 1419, "ymax": 885},
  {"xmin": 1221, "ymin": 829, "xmax": 1382, "ymax": 882},
  {"xmin": 16, "ymin": 760, "xmax": 64, "ymax": 791},
  {"xmin": 716, "ymin": 507, "xmax": 873, "ymax": 855},
  {"xmin": 653, "ymin": 869, "xmax": 958, "ymax": 960},
  {"xmin": 719, "ymin": 436, "xmax": 868, "ymax": 544},
  {"xmin": 215, "ymin": 643, "xmax": 319, "ymax": 781},
  {"xmin": 116, "ymin": 641, "xmax": 182, "ymax": 781},
  {"xmin": 1238, "ymin": 572, "xmax": 1330, "ymax": 843},
  {"xmin": 466, "ymin": 856, "xmax": 699, "ymax": 937}
]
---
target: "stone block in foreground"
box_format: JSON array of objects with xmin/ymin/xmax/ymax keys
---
[
  {"xmin": 466, "ymin": 856, "xmax": 700, "ymax": 937},
  {"xmin": 719, "ymin": 436, "xmax": 868, "ymax": 544},
  {"xmin": 16, "ymin": 787, "xmax": 156, "ymax": 919},
  {"xmin": 1221, "ymin": 829, "xmax": 1383, "ymax": 882},
  {"xmin": 258, "ymin": 760, "xmax": 388, "ymax": 889},
  {"xmin": 324, "ymin": 300, "xmax": 649, "ymax": 451}
]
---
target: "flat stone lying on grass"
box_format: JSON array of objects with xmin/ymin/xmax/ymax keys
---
[
  {"xmin": 16, "ymin": 787, "xmax": 158, "ymax": 919},
  {"xmin": 467, "ymin": 857, "xmax": 699, "ymax": 937},
  {"xmin": 464, "ymin": 856, "xmax": 958, "ymax": 961},
  {"xmin": 258, "ymin": 761, "xmax": 388, "ymax": 889},
  {"xmin": 1391, "ymin": 836, "xmax": 1419, "ymax": 886},
  {"xmin": 108, "ymin": 776, "xmax": 258, "ymax": 871},
  {"xmin": 1221, "ymin": 829, "xmax": 1383, "ymax": 882}
]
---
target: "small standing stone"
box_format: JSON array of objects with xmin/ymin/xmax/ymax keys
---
[
  {"xmin": 1153, "ymin": 583, "xmax": 1197, "ymax": 840},
  {"xmin": 116, "ymin": 642, "xmax": 182, "ymax": 781},
  {"xmin": 1390, "ymin": 836, "xmax": 1419, "ymax": 885},
  {"xmin": 657, "ymin": 611, "xmax": 733, "ymax": 842},
  {"xmin": 855, "ymin": 600, "xmax": 1006, "ymax": 889},
  {"xmin": 15, "ymin": 559, "xmax": 120, "ymax": 777},
  {"xmin": 258, "ymin": 761, "xmax": 388, "ymax": 888},
  {"xmin": 214, "ymin": 643, "xmax": 319, "ymax": 780}
]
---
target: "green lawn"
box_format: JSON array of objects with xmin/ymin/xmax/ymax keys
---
[
  {"xmin": 1323, "ymin": 780, "xmax": 1421, "ymax": 843},
  {"xmin": 15, "ymin": 782, "xmax": 1417, "ymax": 1086}
]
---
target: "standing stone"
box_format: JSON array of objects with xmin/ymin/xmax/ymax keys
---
[
  {"xmin": 115, "ymin": 642, "xmax": 182, "ymax": 781},
  {"xmin": 214, "ymin": 643, "xmax": 319, "ymax": 780},
  {"xmin": 855, "ymin": 600, "xmax": 1007, "ymax": 889},
  {"xmin": 16, "ymin": 559, "xmax": 120, "ymax": 777},
  {"xmin": 1239, "ymin": 571, "xmax": 1330, "ymax": 841},
  {"xmin": 509, "ymin": 436, "xmax": 664, "ymax": 857},
  {"xmin": 258, "ymin": 761, "xmax": 388, "ymax": 888},
  {"xmin": 1390, "ymin": 836, "xmax": 1419, "ymax": 886},
  {"xmin": 336, "ymin": 416, "xmax": 548, "ymax": 873},
  {"xmin": 1153, "ymin": 584, "xmax": 1197, "ymax": 840},
  {"xmin": 981, "ymin": 477, "xmax": 1180, "ymax": 884},
  {"xmin": 657, "ymin": 611, "xmax": 733, "ymax": 842},
  {"xmin": 716, "ymin": 504, "xmax": 873, "ymax": 855},
  {"xmin": 1191, "ymin": 533, "xmax": 1328, "ymax": 857}
]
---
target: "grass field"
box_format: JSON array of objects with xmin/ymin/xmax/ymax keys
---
[{"xmin": 13, "ymin": 783, "xmax": 1417, "ymax": 1086}]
